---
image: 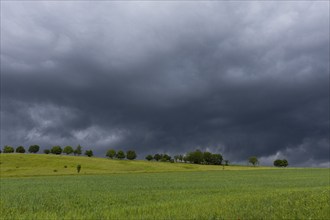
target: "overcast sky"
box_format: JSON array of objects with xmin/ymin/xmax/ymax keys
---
[{"xmin": 1, "ymin": 1, "xmax": 329, "ymax": 167}]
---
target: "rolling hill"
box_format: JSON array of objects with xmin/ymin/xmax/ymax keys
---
[{"xmin": 0, "ymin": 154, "xmax": 276, "ymax": 177}]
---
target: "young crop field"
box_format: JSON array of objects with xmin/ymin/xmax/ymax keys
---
[{"xmin": 1, "ymin": 167, "xmax": 329, "ymax": 219}]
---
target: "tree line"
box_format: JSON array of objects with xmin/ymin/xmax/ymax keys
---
[
  {"xmin": 106, "ymin": 149, "xmax": 137, "ymax": 160},
  {"xmin": 144, "ymin": 150, "xmax": 228, "ymax": 165},
  {"xmin": 1, "ymin": 145, "xmax": 289, "ymax": 167},
  {"xmin": 1, "ymin": 145, "xmax": 40, "ymax": 154},
  {"xmin": 0, "ymin": 145, "xmax": 95, "ymax": 157}
]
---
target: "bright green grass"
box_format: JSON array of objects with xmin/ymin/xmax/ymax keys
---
[
  {"xmin": 0, "ymin": 154, "xmax": 275, "ymax": 177},
  {"xmin": 1, "ymin": 169, "xmax": 329, "ymax": 219}
]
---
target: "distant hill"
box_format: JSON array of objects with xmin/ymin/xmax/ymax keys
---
[{"xmin": 0, "ymin": 154, "xmax": 276, "ymax": 177}]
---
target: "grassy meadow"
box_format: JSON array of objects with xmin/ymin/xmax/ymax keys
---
[
  {"xmin": 0, "ymin": 154, "xmax": 329, "ymax": 219},
  {"xmin": 0, "ymin": 154, "xmax": 275, "ymax": 177}
]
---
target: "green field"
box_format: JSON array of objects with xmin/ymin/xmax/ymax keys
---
[
  {"xmin": 0, "ymin": 154, "xmax": 275, "ymax": 177},
  {"xmin": 1, "ymin": 154, "xmax": 329, "ymax": 219}
]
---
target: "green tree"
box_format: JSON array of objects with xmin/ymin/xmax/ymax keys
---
[
  {"xmin": 210, "ymin": 154, "xmax": 223, "ymax": 165},
  {"xmin": 274, "ymin": 159, "xmax": 282, "ymax": 167},
  {"xmin": 203, "ymin": 152, "xmax": 213, "ymax": 164},
  {"xmin": 249, "ymin": 156, "xmax": 259, "ymax": 166},
  {"xmin": 85, "ymin": 150, "xmax": 93, "ymax": 157},
  {"xmin": 274, "ymin": 159, "xmax": 289, "ymax": 167},
  {"xmin": 282, "ymin": 159, "xmax": 288, "ymax": 167},
  {"xmin": 162, "ymin": 154, "xmax": 171, "ymax": 162},
  {"xmin": 28, "ymin": 145, "xmax": 40, "ymax": 153},
  {"xmin": 187, "ymin": 150, "xmax": 204, "ymax": 164},
  {"xmin": 126, "ymin": 150, "xmax": 137, "ymax": 160},
  {"xmin": 154, "ymin": 154, "xmax": 161, "ymax": 161},
  {"xmin": 3, "ymin": 145, "xmax": 14, "ymax": 153},
  {"xmin": 224, "ymin": 160, "xmax": 229, "ymax": 166},
  {"xmin": 145, "ymin": 155, "xmax": 153, "ymax": 161},
  {"xmin": 74, "ymin": 145, "xmax": 82, "ymax": 156},
  {"xmin": 106, "ymin": 149, "xmax": 116, "ymax": 159},
  {"xmin": 51, "ymin": 146, "xmax": 62, "ymax": 155},
  {"xmin": 63, "ymin": 146, "xmax": 74, "ymax": 155},
  {"xmin": 44, "ymin": 149, "xmax": 50, "ymax": 154},
  {"xmin": 116, "ymin": 150, "xmax": 125, "ymax": 159},
  {"xmin": 15, "ymin": 146, "xmax": 26, "ymax": 153}
]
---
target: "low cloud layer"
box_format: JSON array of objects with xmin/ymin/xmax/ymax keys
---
[{"xmin": 1, "ymin": 1, "xmax": 329, "ymax": 166}]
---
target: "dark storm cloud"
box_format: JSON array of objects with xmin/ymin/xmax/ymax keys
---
[{"xmin": 1, "ymin": 1, "xmax": 329, "ymax": 166}]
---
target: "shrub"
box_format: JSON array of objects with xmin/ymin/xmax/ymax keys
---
[
  {"xmin": 85, "ymin": 150, "xmax": 93, "ymax": 157},
  {"xmin": 63, "ymin": 146, "xmax": 74, "ymax": 155},
  {"xmin": 145, "ymin": 155, "xmax": 153, "ymax": 161},
  {"xmin": 15, "ymin": 146, "xmax": 26, "ymax": 153},
  {"xmin": 116, "ymin": 150, "xmax": 125, "ymax": 159},
  {"xmin": 3, "ymin": 146, "xmax": 14, "ymax": 153},
  {"xmin": 28, "ymin": 145, "xmax": 40, "ymax": 153},
  {"xmin": 77, "ymin": 164, "xmax": 81, "ymax": 173},
  {"xmin": 51, "ymin": 146, "xmax": 62, "ymax": 155},
  {"xmin": 126, "ymin": 150, "xmax": 137, "ymax": 160},
  {"xmin": 44, "ymin": 149, "xmax": 50, "ymax": 154},
  {"xmin": 106, "ymin": 149, "xmax": 116, "ymax": 159}
]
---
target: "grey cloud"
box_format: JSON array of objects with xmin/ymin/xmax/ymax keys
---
[{"xmin": 1, "ymin": 1, "xmax": 329, "ymax": 166}]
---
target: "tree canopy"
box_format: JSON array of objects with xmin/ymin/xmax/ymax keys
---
[
  {"xmin": 106, "ymin": 149, "xmax": 116, "ymax": 159},
  {"xmin": 74, "ymin": 145, "xmax": 82, "ymax": 156},
  {"xmin": 126, "ymin": 150, "xmax": 137, "ymax": 160},
  {"xmin": 116, "ymin": 150, "xmax": 125, "ymax": 159},
  {"xmin": 145, "ymin": 155, "xmax": 153, "ymax": 161},
  {"xmin": 274, "ymin": 159, "xmax": 288, "ymax": 167},
  {"xmin": 63, "ymin": 146, "xmax": 74, "ymax": 155},
  {"xmin": 248, "ymin": 156, "xmax": 259, "ymax": 166},
  {"xmin": 28, "ymin": 145, "xmax": 40, "ymax": 153},
  {"xmin": 3, "ymin": 146, "xmax": 14, "ymax": 153},
  {"xmin": 15, "ymin": 146, "xmax": 26, "ymax": 153},
  {"xmin": 51, "ymin": 146, "xmax": 62, "ymax": 155},
  {"xmin": 85, "ymin": 150, "xmax": 93, "ymax": 157}
]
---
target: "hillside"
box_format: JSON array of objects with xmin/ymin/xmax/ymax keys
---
[{"xmin": 0, "ymin": 154, "xmax": 277, "ymax": 177}]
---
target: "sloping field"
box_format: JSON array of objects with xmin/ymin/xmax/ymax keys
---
[{"xmin": 0, "ymin": 154, "xmax": 276, "ymax": 177}]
